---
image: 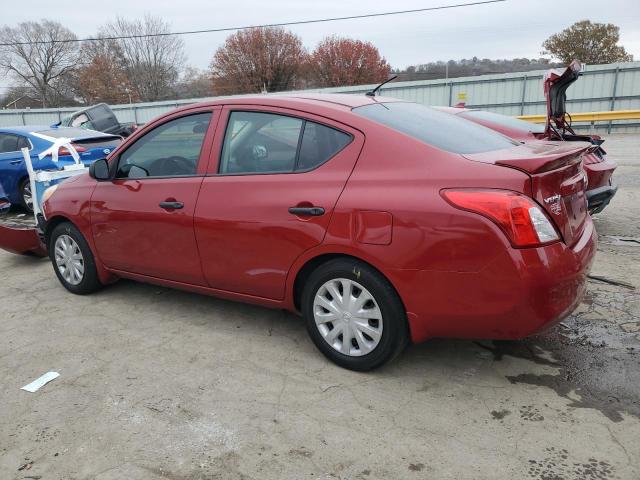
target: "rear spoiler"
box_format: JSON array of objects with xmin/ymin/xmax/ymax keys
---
[
  {"xmin": 494, "ymin": 144, "xmax": 591, "ymax": 174},
  {"xmin": 544, "ymin": 60, "xmax": 583, "ymax": 137}
]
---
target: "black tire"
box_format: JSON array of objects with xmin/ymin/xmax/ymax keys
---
[
  {"xmin": 49, "ymin": 222, "xmax": 102, "ymax": 295},
  {"xmin": 301, "ymin": 258, "xmax": 408, "ymax": 371},
  {"xmin": 19, "ymin": 178, "xmax": 33, "ymax": 212}
]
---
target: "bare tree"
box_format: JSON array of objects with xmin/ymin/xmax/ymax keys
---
[
  {"xmin": 0, "ymin": 20, "xmax": 79, "ymax": 107},
  {"xmin": 210, "ymin": 27, "xmax": 307, "ymax": 95},
  {"xmin": 99, "ymin": 15, "xmax": 186, "ymax": 101}
]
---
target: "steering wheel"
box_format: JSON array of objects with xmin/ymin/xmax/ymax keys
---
[{"xmin": 158, "ymin": 156, "xmax": 194, "ymax": 175}]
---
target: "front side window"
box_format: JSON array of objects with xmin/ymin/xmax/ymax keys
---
[
  {"xmin": 219, "ymin": 111, "xmax": 352, "ymax": 174},
  {"xmin": 354, "ymin": 102, "xmax": 518, "ymax": 154},
  {"xmin": 116, "ymin": 113, "xmax": 211, "ymax": 179}
]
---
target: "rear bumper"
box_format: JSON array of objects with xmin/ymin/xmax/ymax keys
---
[
  {"xmin": 393, "ymin": 219, "xmax": 597, "ymax": 343},
  {"xmin": 586, "ymin": 182, "xmax": 617, "ymax": 214}
]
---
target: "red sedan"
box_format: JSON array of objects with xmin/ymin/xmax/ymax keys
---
[{"xmin": 40, "ymin": 94, "xmax": 596, "ymax": 370}]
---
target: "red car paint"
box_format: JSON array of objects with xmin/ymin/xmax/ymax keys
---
[
  {"xmin": 40, "ymin": 94, "xmax": 596, "ymax": 343},
  {"xmin": 437, "ymin": 106, "xmax": 617, "ymax": 199},
  {"xmin": 0, "ymin": 224, "xmax": 46, "ymax": 256}
]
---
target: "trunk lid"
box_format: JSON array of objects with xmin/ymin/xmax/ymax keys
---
[
  {"xmin": 463, "ymin": 142, "xmax": 591, "ymax": 246},
  {"xmin": 543, "ymin": 60, "xmax": 582, "ymax": 136}
]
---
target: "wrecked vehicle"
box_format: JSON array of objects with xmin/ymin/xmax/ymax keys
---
[
  {"xmin": 0, "ymin": 184, "xmax": 10, "ymax": 215},
  {"xmin": 438, "ymin": 61, "xmax": 617, "ymax": 214},
  {"xmin": 58, "ymin": 103, "xmax": 137, "ymax": 138},
  {"xmin": 0, "ymin": 93, "xmax": 595, "ymax": 371},
  {"xmin": 0, "ymin": 126, "xmax": 122, "ymax": 212}
]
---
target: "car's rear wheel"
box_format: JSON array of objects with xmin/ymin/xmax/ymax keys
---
[
  {"xmin": 301, "ymin": 258, "xmax": 408, "ymax": 371},
  {"xmin": 19, "ymin": 178, "xmax": 33, "ymax": 212},
  {"xmin": 49, "ymin": 222, "xmax": 102, "ymax": 295}
]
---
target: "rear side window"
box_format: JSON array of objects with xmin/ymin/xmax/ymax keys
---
[
  {"xmin": 0, "ymin": 133, "xmax": 30, "ymax": 153},
  {"xmin": 220, "ymin": 111, "xmax": 352, "ymax": 174},
  {"xmin": 298, "ymin": 122, "xmax": 352, "ymax": 171},
  {"xmin": 354, "ymin": 102, "xmax": 518, "ymax": 154},
  {"xmin": 460, "ymin": 110, "xmax": 545, "ymax": 134}
]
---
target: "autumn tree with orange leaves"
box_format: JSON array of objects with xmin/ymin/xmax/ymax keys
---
[
  {"xmin": 77, "ymin": 55, "xmax": 137, "ymax": 105},
  {"xmin": 210, "ymin": 27, "xmax": 307, "ymax": 95},
  {"xmin": 309, "ymin": 36, "xmax": 391, "ymax": 87}
]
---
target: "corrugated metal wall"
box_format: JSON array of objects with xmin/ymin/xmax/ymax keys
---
[{"xmin": 2, "ymin": 61, "xmax": 639, "ymax": 131}]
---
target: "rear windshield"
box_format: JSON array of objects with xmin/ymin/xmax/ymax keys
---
[
  {"xmin": 36, "ymin": 128, "xmax": 107, "ymax": 139},
  {"xmin": 354, "ymin": 102, "xmax": 518, "ymax": 154},
  {"xmin": 460, "ymin": 110, "xmax": 545, "ymax": 134}
]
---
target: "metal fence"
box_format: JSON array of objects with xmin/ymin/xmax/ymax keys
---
[{"xmin": 2, "ymin": 61, "xmax": 640, "ymax": 132}]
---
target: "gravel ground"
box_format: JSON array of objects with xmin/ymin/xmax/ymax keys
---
[{"xmin": 1, "ymin": 134, "xmax": 638, "ymax": 480}]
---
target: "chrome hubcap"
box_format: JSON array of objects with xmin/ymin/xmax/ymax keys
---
[
  {"xmin": 54, "ymin": 235, "xmax": 84, "ymax": 285},
  {"xmin": 313, "ymin": 278, "xmax": 383, "ymax": 357}
]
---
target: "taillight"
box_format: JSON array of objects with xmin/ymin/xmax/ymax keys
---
[
  {"xmin": 442, "ymin": 189, "xmax": 560, "ymax": 248},
  {"xmin": 57, "ymin": 144, "xmax": 87, "ymax": 156}
]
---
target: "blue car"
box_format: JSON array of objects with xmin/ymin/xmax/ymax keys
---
[{"xmin": 0, "ymin": 126, "xmax": 122, "ymax": 212}]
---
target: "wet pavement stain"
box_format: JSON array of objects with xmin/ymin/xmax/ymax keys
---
[
  {"xmin": 478, "ymin": 333, "xmax": 639, "ymax": 422},
  {"xmin": 519, "ymin": 405, "xmax": 544, "ymax": 422},
  {"xmin": 490, "ymin": 409, "xmax": 511, "ymax": 420},
  {"xmin": 527, "ymin": 447, "xmax": 617, "ymax": 480}
]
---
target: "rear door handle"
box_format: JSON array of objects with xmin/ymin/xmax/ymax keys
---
[
  {"xmin": 9, "ymin": 160, "xmax": 22, "ymax": 165},
  {"xmin": 288, "ymin": 206, "xmax": 325, "ymax": 216},
  {"xmin": 159, "ymin": 201, "xmax": 184, "ymax": 210}
]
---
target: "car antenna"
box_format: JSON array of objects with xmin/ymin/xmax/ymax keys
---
[{"xmin": 365, "ymin": 75, "xmax": 398, "ymax": 97}]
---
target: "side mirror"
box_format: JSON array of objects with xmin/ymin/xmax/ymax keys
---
[{"xmin": 89, "ymin": 158, "xmax": 110, "ymax": 181}]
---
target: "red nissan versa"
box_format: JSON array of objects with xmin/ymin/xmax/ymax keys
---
[
  {"xmin": 439, "ymin": 61, "xmax": 618, "ymax": 214},
  {"xmin": 38, "ymin": 93, "xmax": 596, "ymax": 370}
]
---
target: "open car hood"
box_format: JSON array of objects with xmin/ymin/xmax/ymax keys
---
[{"xmin": 544, "ymin": 60, "xmax": 582, "ymax": 136}]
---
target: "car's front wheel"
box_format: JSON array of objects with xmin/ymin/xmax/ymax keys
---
[
  {"xmin": 301, "ymin": 258, "xmax": 408, "ymax": 371},
  {"xmin": 19, "ymin": 178, "xmax": 33, "ymax": 212},
  {"xmin": 49, "ymin": 222, "xmax": 102, "ymax": 295}
]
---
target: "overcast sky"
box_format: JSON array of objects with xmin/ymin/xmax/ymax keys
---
[{"xmin": 2, "ymin": 0, "xmax": 639, "ymax": 88}]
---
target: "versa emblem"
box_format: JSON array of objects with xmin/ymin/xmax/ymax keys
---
[{"xmin": 543, "ymin": 194, "xmax": 562, "ymax": 215}]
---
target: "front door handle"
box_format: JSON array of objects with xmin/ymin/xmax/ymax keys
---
[
  {"xmin": 9, "ymin": 160, "xmax": 22, "ymax": 165},
  {"xmin": 159, "ymin": 201, "xmax": 184, "ymax": 210},
  {"xmin": 288, "ymin": 206, "xmax": 325, "ymax": 216}
]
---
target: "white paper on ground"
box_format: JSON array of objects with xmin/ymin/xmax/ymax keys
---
[{"xmin": 21, "ymin": 371, "xmax": 60, "ymax": 393}]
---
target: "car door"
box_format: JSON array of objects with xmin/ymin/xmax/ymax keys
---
[
  {"xmin": 0, "ymin": 133, "xmax": 32, "ymax": 203},
  {"xmin": 91, "ymin": 108, "xmax": 219, "ymax": 285},
  {"xmin": 194, "ymin": 106, "xmax": 364, "ymax": 300}
]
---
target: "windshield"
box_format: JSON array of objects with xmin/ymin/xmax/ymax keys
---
[
  {"xmin": 35, "ymin": 128, "xmax": 106, "ymax": 139},
  {"xmin": 354, "ymin": 102, "xmax": 518, "ymax": 154},
  {"xmin": 460, "ymin": 110, "xmax": 545, "ymax": 134}
]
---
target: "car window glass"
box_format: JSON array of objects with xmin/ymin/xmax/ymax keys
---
[
  {"xmin": 116, "ymin": 112, "xmax": 212, "ymax": 179},
  {"xmin": 71, "ymin": 113, "xmax": 91, "ymax": 128},
  {"xmin": 220, "ymin": 112, "xmax": 303, "ymax": 174},
  {"xmin": 297, "ymin": 122, "xmax": 352, "ymax": 171},
  {"xmin": 0, "ymin": 134, "xmax": 19, "ymax": 153},
  {"xmin": 354, "ymin": 102, "xmax": 519, "ymax": 154},
  {"xmin": 16, "ymin": 136, "xmax": 30, "ymax": 150},
  {"xmin": 460, "ymin": 110, "xmax": 546, "ymax": 134}
]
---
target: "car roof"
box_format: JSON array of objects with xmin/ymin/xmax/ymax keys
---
[
  {"xmin": 0, "ymin": 125, "xmax": 112, "ymax": 137},
  {"xmin": 173, "ymin": 93, "xmax": 406, "ymax": 114},
  {"xmin": 0, "ymin": 125, "xmax": 52, "ymax": 134}
]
